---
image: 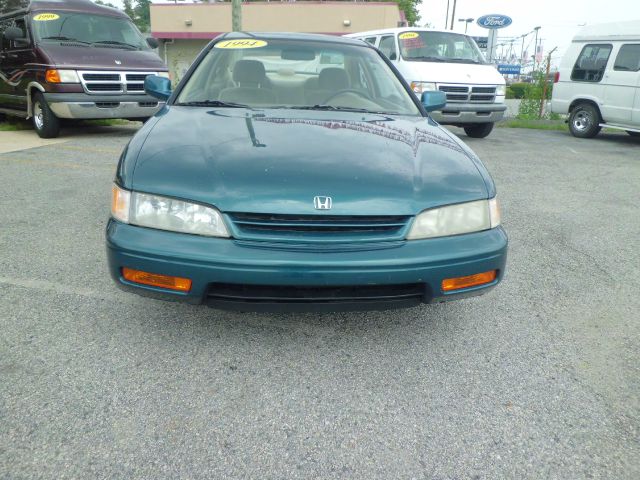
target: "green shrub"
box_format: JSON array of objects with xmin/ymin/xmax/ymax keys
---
[{"xmin": 509, "ymin": 82, "xmax": 528, "ymax": 99}]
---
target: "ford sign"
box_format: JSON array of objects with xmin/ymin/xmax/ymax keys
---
[{"xmin": 477, "ymin": 14, "xmax": 513, "ymax": 29}]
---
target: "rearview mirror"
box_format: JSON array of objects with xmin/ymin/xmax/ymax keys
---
[
  {"xmin": 146, "ymin": 37, "xmax": 159, "ymax": 49},
  {"xmin": 144, "ymin": 75, "xmax": 172, "ymax": 101},
  {"xmin": 420, "ymin": 90, "xmax": 446, "ymax": 112},
  {"xmin": 4, "ymin": 26, "xmax": 27, "ymax": 42}
]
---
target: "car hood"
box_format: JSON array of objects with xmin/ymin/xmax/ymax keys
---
[
  {"xmin": 37, "ymin": 43, "xmax": 166, "ymax": 71},
  {"xmin": 398, "ymin": 61, "xmax": 504, "ymax": 86},
  {"xmin": 130, "ymin": 107, "xmax": 490, "ymax": 216}
]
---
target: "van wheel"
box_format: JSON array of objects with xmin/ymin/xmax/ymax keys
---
[
  {"xmin": 627, "ymin": 131, "xmax": 640, "ymax": 137},
  {"xmin": 464, "ymin": 123, "xmax": 494, "ymax": 138},
  {"xmin": 569, "ymin": 103, "xmax": 601, "ymax": 138},
  {"xmin": 32, "ymin": 92, "xmax": 61, "ymax": 138}
]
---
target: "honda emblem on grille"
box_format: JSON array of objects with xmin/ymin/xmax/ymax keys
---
[{"xmin": 313, "ymin": 196, "xmax": 332, "ymax": 210}]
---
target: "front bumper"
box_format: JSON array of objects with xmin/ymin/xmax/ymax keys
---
[
  {"xmin": 431, "ymin": 103, "xmax": 507, "ymax": 125},
  {"xmin": 43, "ymin": 93, "xmax": 164, "ymax": 119},
  {"xmin": 106, "ymin": 220, "xmax": 508, "ymax": 311}
]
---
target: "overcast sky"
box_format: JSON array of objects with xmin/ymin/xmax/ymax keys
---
[{"xmin": 107, "ymin": 0, "xmax": 638, "ymax": 63}]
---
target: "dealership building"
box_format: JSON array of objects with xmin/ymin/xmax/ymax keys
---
[{"xmin": 150, "ymin": 1, "xmax": 405, "ymax": 80}]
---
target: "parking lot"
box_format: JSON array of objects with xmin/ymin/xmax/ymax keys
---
[{"xmin": 1, "ymin": 125, "xmax": 638, "ymax": 479}]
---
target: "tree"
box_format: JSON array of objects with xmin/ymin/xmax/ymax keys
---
[
  {"xmin": 133, "ymin": 0, "xmax": 152, "ymax": 32},
  {"xmin": 122, "ymin": 0, "xmax": 136, "ymax": 20},
  {"xmin": 395, "ymin": 0, "xmax": 421, "ymax": 27},
  {"xmin": 93, "ymin": 0, "xmax": 118, "ymax": 8}
]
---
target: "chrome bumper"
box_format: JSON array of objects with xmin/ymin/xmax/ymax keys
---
[
  {"xmin": 431, "ymin": 103, "xmax": 507, "ymax": 125},
  {"xmin": 44, "ymin": 93, "xmax": 163, "ymax": 119}
]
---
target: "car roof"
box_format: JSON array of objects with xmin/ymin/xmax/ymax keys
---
[
  {"xmin": 218, "ymin": 31, "xmax": 372, "ymax": 48},
  {"xmin": 1, "ymin": 0, "xmax": 127, "ymax": 19}
]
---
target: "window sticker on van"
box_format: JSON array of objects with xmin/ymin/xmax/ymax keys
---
[
  {"xmin": 215, "ymin": 40, "xmax": 268, "ymax": 49},
  {"xmin": 399, "ymin": 32, "xmax": 419, "ymax": 40},
  {"xmin": 33, "ymin": 13, "xmax": 60, "ymax": 21}
]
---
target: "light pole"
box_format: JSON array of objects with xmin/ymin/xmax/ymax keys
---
[
  {"xmin": 449, "ymin": 0, "xmax": 458, "ymax": 30},
  {"xmin": 445, "ymin": 0, "xmax": 450, "ymax": 30},
  {"xmin": 458, "ymin": 18, "xmax": 474, "ymax": 34},
  {"xmin": 232, "ymin": 0, "xmax": 242, "ymax": 31},
  {"xmin": 533, "ymin": 26, "xmax": 541, "ymax": 68}
]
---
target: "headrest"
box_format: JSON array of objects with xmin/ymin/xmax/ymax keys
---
[
  {"xmin": 318, "ymin": 68, "xmax": 348, "ymax": 90},
  {"xmin": 233, "ymin": 60, "xmax": 266, "ymax": 85}
]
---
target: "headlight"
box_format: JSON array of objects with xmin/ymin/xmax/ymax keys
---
[
  {"xmin": 410, "ymin": 81, "xmax": 437, "ymax": 94},
  {"xmin": 111, "ymin": 184, "xmax": 230, "ymax": 237},
  {"xmin": 496, "ymin": 84, "xmax": 506, "ymax": 96},
  {"xmin": 407, "ymin": 197, "xmax": 500, "ymax": 240},
  {"xmin": 156, "ymin": 71, "xmax": 171, "ymax": 79},
  {"xmin": 45, "ymin": 69, "xmax": 80, "ymax": 83}
]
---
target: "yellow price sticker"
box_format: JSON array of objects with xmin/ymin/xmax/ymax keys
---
[
  {"xmin": 214, "ymin": 39, "xmax": 268, "ymax": 50},
  {"xmin": 33, "ymin": 13, "xmax": 60, "ymax": 21},
  {"xmin": 399, "ymin": 32, "xmax": 419, "ymax": 40}
]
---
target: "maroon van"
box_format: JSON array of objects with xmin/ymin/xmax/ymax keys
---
[{"xmin": 0, "ymin": 0, "xmax": 168, "ymax": 137}]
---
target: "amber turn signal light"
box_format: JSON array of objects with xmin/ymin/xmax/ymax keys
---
[
  {"xmin": 45, "ymin": 69, "xmax": 61, "ymax": 83},
  {"xmin": 441, "ymin": 270, "xmax": 497, "ymax": 292},
  {"xmin": 122, "ymin": 268, "xmax": 192, "ymax": 292}
]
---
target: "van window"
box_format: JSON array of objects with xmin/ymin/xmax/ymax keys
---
[
  {"xmin": 364, "ymin": 37, "xmax": 377, "ymax": 45},
  {"xmin": 0, "ymin": 17, "xmax": 29, "ymax": 50},
  {"xmin": 571, "ymin": 44, "xmax": 612, "ymax": 82},
  {"xmin": 379, "ymin": 35, "xmax": 397, "ymax": 60},
  {"xmin": 614, "ymin": 44, "xmax": 640, "ymax": 72}
]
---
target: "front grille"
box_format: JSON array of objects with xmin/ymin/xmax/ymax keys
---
[
  {"xmin": 126, "ymin": 74, "xmax": 150, "ymax": 81},
  {"xmin": 138, "ymin": 101, "xmax": 158, "ymax": 107},
  {"xmin": 205, "ymin": 282, "xmax": 426, "ymax": 309},
  {"xmin": 227, "ymin": 212, "xmax": 412, "ymax": 243},
  {"xmin": 439, "ymin": 84, "xmax": 497, "ymax": 103},
  {"xmin": 79, "ymin": 71, "xmax": 156, "ymax": 95},
  {"xmin": 83, "ymin": 73, "xmax": 120, "ymax": 81},
  {"xmin": 85, "ymin": 83, "xmax": 122, "ymax": 92}
]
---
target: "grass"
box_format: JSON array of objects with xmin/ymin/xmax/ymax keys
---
[{"xmin": 497, "ymin": 118, "xmax": 568, "ymax": 131}]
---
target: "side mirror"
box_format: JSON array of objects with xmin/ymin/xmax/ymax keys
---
[
  {"xmin": 420, "ymin": 90, "xmax": 446, "ymax": 112},
  {"xmin": 4, "ymin": 26, "xmax": 26, "ymax": 42},
  {"xmin": 144, "ymin": 75, "xmax": 172, "ymax": 101},
  {"xmin": 146, "ymin": 37, "xmax": 159, "ymax": 49}
]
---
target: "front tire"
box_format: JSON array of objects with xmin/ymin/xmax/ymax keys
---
[
  {"xmin": 32, "ymin": 92, "xmax": 61, "ymax": 138},
  {"xmin": 464, "ymin": 122, "xmax": 494, "ymax": 138},
  {"xmin": 569, "ymin": 103, "xmax": 601, "ymax": 138}
]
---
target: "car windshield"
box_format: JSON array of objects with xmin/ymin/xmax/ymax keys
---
[
  {"xmin": 31, "ymin": 11, "xmax": 148, "ymax": 50},
  {"xmin": 398, "ymin": 31, "xmax": 485, "ymax": 64},
  {"xmin": 176, "ymin": 38, "xmax": 421, "ymax": 116}
]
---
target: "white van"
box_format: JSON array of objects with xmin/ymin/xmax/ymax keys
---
[
  {"xmin": 551, "ymin": 20, "xmax": 640, "ymax": 138},
  {"xmin": 346, "ymin": 27, "xmax": 506, "ymax": 138}
]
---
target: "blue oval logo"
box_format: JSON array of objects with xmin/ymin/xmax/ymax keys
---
[{"xmin": 477, "ymin": 14, "xmax": 512, "ymax": 29}]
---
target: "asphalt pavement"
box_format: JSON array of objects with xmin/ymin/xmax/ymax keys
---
[{"xmin": 1, "ymin": 124, "xmax": 639, "ymax": 479}]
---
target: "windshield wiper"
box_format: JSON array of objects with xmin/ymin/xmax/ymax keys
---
[
  {"xmin": 446, "ymin": 58, "xmax": 482, "ymax": 64},
  {"xmin": 92, "ymin": 40, "xmax": 139, "ymax": 50},
  {"xmin": 174, "ymin": 100, "xmax": 250, "ymax": 108},
  {"xmin": 294, "ymin": 105, "xmax": 392, "ymax": 114},
  {"xmin": 41, "ymin": 36, "xmax": 91, "ymax": 45}
]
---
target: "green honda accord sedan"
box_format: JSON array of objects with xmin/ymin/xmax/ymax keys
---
[{"xmin": 106, "ymin": 32, "xmax": 507, "ymax": 311}]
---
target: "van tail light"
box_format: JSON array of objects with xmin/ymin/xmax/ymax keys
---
[{"xmin": 553, "ymin": 72, "xmax": 560, "ymax": 83}]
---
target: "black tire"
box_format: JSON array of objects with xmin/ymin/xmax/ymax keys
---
[
  {"xmin": 32, "ymin": 92, "xmax": 61, "ymax": 138},
  {"xmin": 464, "ymin": 122, "xmax": 494, "ymax": 138},
  {"xmin": 626, "ymin": 131, "xmax": 640, "ymax": 137},
  {"xmin": 568, "ymin": 103, "xmax": 601, "ymax": 138}
]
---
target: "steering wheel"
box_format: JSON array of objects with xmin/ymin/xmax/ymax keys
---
[{"xmin": 321, "ymin": 89, "xmax": 373, "ymax": 104}]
